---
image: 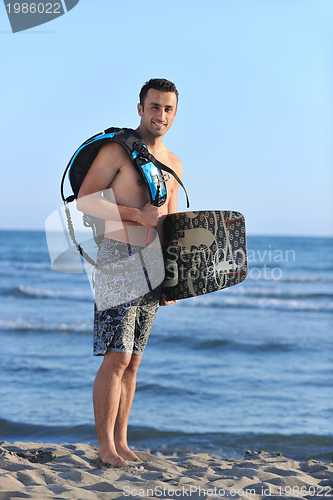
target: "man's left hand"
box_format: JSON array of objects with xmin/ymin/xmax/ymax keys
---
[{"xmin": 160, "ymin": 293, "xmax": 177, "ymax": 306}]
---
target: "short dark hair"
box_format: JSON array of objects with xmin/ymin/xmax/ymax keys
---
[{"xmin": 139, "ymin": 78, "xmax": 179, "ymax": 108}]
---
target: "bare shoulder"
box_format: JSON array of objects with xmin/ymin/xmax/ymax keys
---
[
  {"xmin": 78, "ymin": 142, "xmax": 129, "ymax": 197},
  {"xmin": 93, "ymin": 141, "xmax": 128, "ymax": 166},
  {"xmin": 85, "ymin": 141, "xmax": 129, "ymax": 178},
  {"xmin": 165, "ymin": 148, "xmax": 183, "ymax": 180}
]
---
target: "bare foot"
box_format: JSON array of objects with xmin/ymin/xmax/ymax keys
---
[
  {"xmin": 116, "ymin": 444, "xmax": 140, "ymax": 462},
  {"xmin": 97, "ymin": 452, "xmax": 128, "ymax": 468}
]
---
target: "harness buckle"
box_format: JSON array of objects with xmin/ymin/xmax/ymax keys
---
[{"xmin": 134, "ymin": 141, "xmax": 148, "ymax": 158}]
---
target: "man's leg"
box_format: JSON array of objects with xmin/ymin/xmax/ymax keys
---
[
  {"xmin": 111, "ymin": 286, "xmax": 161, "ymax": 459},
  {"xmin": 114, "ymin": 353, "xmax": 142, "ymax": 461},
  {"xmin": 93, "ymin": 350, "xmax": 134, "ymax": 467}
]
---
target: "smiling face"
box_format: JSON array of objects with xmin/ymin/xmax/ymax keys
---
[{"xmin": 137, "ymin": 89, "xmax": 178, "ymax": 138}]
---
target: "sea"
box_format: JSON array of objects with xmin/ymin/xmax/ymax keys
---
[{"xmin": 0, "ymin": 230, "xmax": 332, "ymax": 462}]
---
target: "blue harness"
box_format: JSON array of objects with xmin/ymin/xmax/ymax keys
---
[
  {"xmin": 60, "ymin": 127, "xmax": 190, "ymax": 266},
  {"xmin": 61, "ymin": 127, "xmax": 189, "ymax": 208}
]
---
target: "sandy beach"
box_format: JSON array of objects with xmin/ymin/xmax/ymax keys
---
[{"xmin": 0, "ymin": 441, "xmax": 332, "ymax": 499}]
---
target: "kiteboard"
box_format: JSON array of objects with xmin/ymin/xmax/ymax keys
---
[{"xmin": 162, "ymin": 210, "xmax": 248, "ymax": 301}]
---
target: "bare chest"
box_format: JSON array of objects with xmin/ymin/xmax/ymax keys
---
[{"xmin": 107, "ymin": 159, "xmax": 175, "ymax": 210}]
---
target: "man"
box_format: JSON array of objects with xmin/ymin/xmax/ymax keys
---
[{"xmin": 77, "ymin": 79, "xmax": 182, "ymax": 467}]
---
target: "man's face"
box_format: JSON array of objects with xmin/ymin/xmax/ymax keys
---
[{"xmin": 138, "ymin": 89, "xmax": 177, "ymax": 137}]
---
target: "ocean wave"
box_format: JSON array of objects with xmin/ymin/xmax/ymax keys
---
[
  {"xmin": 3, "ymin": 281, "xmax": 332, "ymax": 304},
  {"xmin": 0, "ymin": 318, "xmax": 92, "ymax": 333},
  {"xmin": 0, "ymin": 261, "xmax": 51, "ymax": 272},
  {"xmin": 0, "ymin": 418, "xmax": 97, "ymax": 444},
  {"xmin": 4, "ymin": 285, "xmax": 332, "ymax": 313},
  {"xmin": 275, "ymin": 275, "xmax": 333, "ymax": 284},
  {"xmin": 5, "ymin": 285, "xmax": 93, "ymax": 302},
  {"xmin": 152, "ymin": 334, "xmax": 311, "ymax": 354},
  {"xmin": 179, "ymin": 294, "xmax": 333, "ymax": 313},
  {"xmin": 128, "ymin": 426, "xmax": 333, "ymax": 462},
  {"xmin": 136, "ymin": 382, "xmax": 196, "ymax": 398},
  {"xmin": 0, "ymin": 417, "xmax": 332, "ymax": 461},
  {"xmin": 227, "ymin": 286, "xmax": 333, "ymax": 300},
  {"xmin": 246, "ymin": 272, "xmax": 333, "ymax": 284}
]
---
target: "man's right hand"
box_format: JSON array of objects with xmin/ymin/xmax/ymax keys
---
[{"xmin": 138, "ymin": 202, "xmax": 161, "ymax": 228}]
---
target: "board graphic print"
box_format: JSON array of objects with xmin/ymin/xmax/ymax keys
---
[{"xmin": 162, "ymin": 210, "xmax": 248, "ymax": 301}]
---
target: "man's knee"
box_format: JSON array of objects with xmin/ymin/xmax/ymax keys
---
[
  {"xmin": 127, "ymin": 353, "xmax": 142, "ymax": 374},
  {"xmin": 102, "ymin": 351, "xmax": 132, "ymax": 376}
]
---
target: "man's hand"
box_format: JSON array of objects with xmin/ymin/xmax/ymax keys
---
[
  {"xmin": 160, "ymin": 293, "xmax": 177, "ymax": 306},
  {"xmin": 138, "ymin": 202, "xmax": 161, "ymax": 228}
]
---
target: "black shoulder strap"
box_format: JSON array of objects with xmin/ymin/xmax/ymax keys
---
[
  {"xmin": 113, "ymin": 130, "xmax": 190, "ymax": 208},
  {"xmin": 138, "ymin": 146, "xmax": 189, "ymax": 208},
  {"xmin": 61, "ymin": 127, "xmax": 190, "ymax": 207}
]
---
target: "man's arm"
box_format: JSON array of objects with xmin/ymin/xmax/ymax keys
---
[{"xmin": 76, "ymin": 143, "xmax": 160, "ymax": 228}]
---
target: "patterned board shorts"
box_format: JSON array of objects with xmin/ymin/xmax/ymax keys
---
[{"xmin": 93, "ymin": 238, "xmax": 163, "ymax": 356}]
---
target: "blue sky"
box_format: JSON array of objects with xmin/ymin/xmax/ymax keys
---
[{"xmin": 1, "ymin": 0, "xmax": 332, "ymax": 236}]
